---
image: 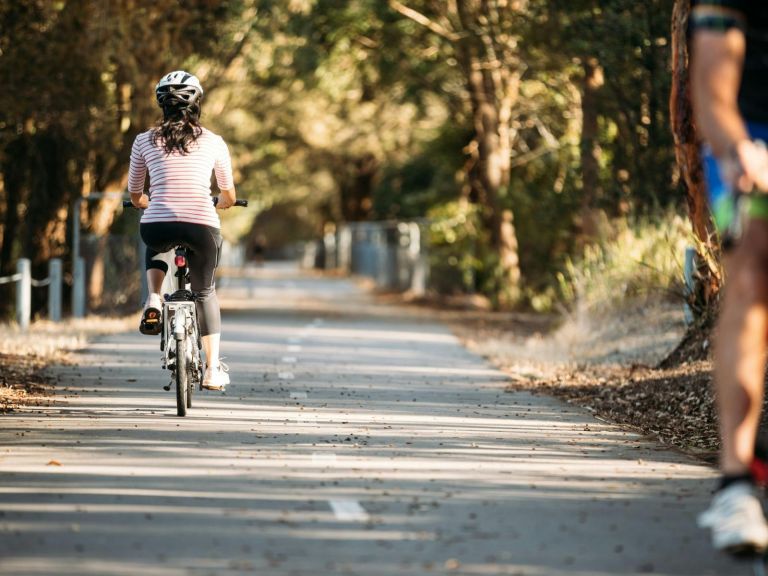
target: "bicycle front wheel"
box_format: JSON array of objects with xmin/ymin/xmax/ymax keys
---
[{"xmin": 175, "ymin": 337, "xmax": 188, "ymax": 417}]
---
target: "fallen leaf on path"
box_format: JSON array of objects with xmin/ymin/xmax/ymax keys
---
[{"xmin": 47, "ymin": 460, "xmax": 62, "ymax": 466}]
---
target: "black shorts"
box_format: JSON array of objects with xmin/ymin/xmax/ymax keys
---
[{"xmin": 140, "ymin": 221, "xmax": 223, "ymax": 335}]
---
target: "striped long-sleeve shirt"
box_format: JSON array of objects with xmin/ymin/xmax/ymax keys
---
[{"xmin": 128, "ymin": 127, "xmax": 234, "ymax": 229}]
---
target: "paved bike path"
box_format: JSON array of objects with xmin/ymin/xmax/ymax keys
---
[{"xmin": 0, "ymin": 265, "xmax": 742, "ymax": 575}]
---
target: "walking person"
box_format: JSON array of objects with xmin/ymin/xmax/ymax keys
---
[{"xmin": 690, "ymin": 1, "xmax": 768, "ymax": 553}]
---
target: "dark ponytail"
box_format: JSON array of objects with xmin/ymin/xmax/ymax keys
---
[{"xmin": 151, "ymin": 99, "xmax": 203, "ymax": 155}]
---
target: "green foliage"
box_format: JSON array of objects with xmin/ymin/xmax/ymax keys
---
[
  {"xmin": 527, "ymin": 0, "xmax": 678, "ymax": 212},
  {"xmin": 426, "ymin": 201, "xmax": 482, "ymax": 294},
  {"xmin": 0, "ymin": 0, "xmax": 697, "ymax": 314},
  {"xmin": 373, "ymin": 123, "xmax": 472, "ymax": 220}
]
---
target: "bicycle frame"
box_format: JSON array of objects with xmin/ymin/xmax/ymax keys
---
[
  {"xmin": 162, "ymin": 302, "xmax": 198, "ymax": 365},
  {"xmin": 160, "ymin": 248, "xmax": 204, "ymax": 415}
]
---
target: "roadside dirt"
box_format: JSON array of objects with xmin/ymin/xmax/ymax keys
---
[
  {"xmin": 0, "ymin": 353, "xmax": 57, "ymax": 412},
  {"xmin": 0, "ymin": 317, "xmax": 136, "ymax": 413},
  {"xmin": 449, "ymin": 297, "xmax": 718, "ymax": 462}
]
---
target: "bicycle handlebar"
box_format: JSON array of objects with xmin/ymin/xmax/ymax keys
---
[{"xmin": 122, "ymin": 198, "xmax": 248, "ymax": 208}]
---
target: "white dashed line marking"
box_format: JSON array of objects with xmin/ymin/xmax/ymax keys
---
[
  {"xmin": 287, "ymin": 345, "xmax": 302, "ymax": 353},
  {"xmin": 282, "ymin": 356, "xmax": 298, "ymax": 364},
  {"xmin": 329, "ymin": 499, "xmax": 369, "ymax": 522},
  {"xmin": 312, "ymin": 453, "xmax": 337, "ymax": 464},
  {"xmin": 289, "ymin": 391, "xmax": 307, "ymax": 399},
  {"xmin": 278, "ymin": 372, "xmax": 295, "ymax": 380}
]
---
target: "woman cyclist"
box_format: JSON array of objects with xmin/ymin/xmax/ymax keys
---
[{"xmin": 128, "ymin": 70, "xmax": 236, "ymax": 391}]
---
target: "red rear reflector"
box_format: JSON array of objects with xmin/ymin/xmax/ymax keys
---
[{"xmin": 175, "ymin": 255, "xmax": 186, "ymax": 266}]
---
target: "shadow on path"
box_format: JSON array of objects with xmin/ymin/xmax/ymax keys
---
[{"xmin": 0, "ymin": 265, "xmax": 743, "ymax": 575}]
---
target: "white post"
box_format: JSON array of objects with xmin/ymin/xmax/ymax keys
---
[
  {"xmin": 323, "ymin": 232, "xmax": 337, "ymax": 270},
  {"xmin": 48, "ymin": 258, "xmax": 62, "ymax": 322},
  {"xmin": 410, "ymin": 223, "xmax": 427, "ymax": 296},
  {"xmin": 71, "ymin": 197, "xmax": 84, "ymax": 318},
  {"xmin": 72, "ymin": 257, "xmax": 86, "ymax": 318},
  {"xmin": 16, "ymin": 259, "xmax": 31, "ymax": 331},
  {"xmin": 337, "ymin": 226, "xmax": 352, "ymax": 272},
  {"xmin": 683, "ymin": 246, "xmax": 696, "ymax": 325}
]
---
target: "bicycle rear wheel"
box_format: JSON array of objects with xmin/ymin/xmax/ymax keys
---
[
  {"xmin": 175, "ymin": 337, "xmax": 188, "ymax": 417},
  {"xmin": 186, "ymin": 359, "xmax": 193, "ymax": 409}
]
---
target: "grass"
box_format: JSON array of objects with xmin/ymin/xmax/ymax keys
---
[
  {"xmin": 557, "ymin": 210, "xmax": 691, "ymax": 313},
  {"xmin": 0, "ymin": 315, "xmax": 137, "ymax": 411},
  {"xmin": 0, "ymin": 315, "xmax": 136, "ymax": 357}
]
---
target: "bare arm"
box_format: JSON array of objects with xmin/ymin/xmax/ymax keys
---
[
  {"xmin": 692, "ymin": 26, "xmax": 768, "ymax": 191},
  {"xmin": 216, "ymin": 187, "xmax": 236, "ymax": 210},
  {"xmin": 131, "ymin": 191, "xmax": 149, "ymax": 209},
  {"xmin": 128, "ymin": 136, "xmax": 150, "ymax": 208},
  {"xmin": 691, "ymin": 28, "xmax": 747, "ymax": 158},
  {"xmin": 213, "ymin": 136, "xmax": 236, "ymax": 209}
]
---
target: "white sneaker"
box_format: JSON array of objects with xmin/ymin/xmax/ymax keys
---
[
  {"xmin": 698, "ymin": 481, "xmax": 768, "ymax": 553},
  {"xmin": 203, "ymin": 362, "xmax": 230, "ymax": 391},
  {"xmin": 145, "ymin": 293, "xmax": 162, "ymax": 310}
]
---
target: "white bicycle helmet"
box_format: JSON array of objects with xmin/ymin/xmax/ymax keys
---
[{"xmin": 155, "ymin": 70, "xmax": 203, "ymax": 107}]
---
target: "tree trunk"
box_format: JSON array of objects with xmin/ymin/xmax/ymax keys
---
[
  {"xmin": 24, "ymin": 132, "xmax": 70, "ymax": 264},
  {"xmin": 85, "ymin": 62, "xmax": 151, "ymax": 310},
  {"xmin": 0, "ymin": 137, "xmax": 27, "ymax": 318},
  {"xmin": 579, "ymin": 57, "xmax": 604, "ymax": 240},
  {"xmin": 86, "ymin": 189, "xmax": 125, "ymax": 311},
  {"xmin": 24, "ymin": 132, "xmax": 74, "ymax": 315},
  {"xmin": 670, "ymin": 0, "xmax": 720, "ymax": 307},
  {"xmin": 456, "ymin": 0, "xmax": 522, "ymax": 307},
  {"xmin": 338, "ymin": 153, "xmax": 379, "ymax": 222}
]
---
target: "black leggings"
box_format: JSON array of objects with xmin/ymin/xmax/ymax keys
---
[{"xmin": 140, "ymin": 222, "xmax": 223, "ymax": 336}]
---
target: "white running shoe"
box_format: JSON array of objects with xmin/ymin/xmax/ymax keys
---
[
  {"xmin": 202, "ymin": 362, "xmax": 230, "ymax": 391},
  {"xmin": 145, "ymin": 292, "xmax": 162, "ymax": 310},
  {"xmin": 698, "ymin": 481, "xmax": 768, "ymax": 553}
]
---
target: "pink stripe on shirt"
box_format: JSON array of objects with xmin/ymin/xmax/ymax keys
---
[{"xmin": 128, "ymin": 127, "xmax": 234, "ymax": 229}]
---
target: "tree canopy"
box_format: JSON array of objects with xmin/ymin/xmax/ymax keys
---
[{"xmin": 0, "ymin": 0, "xmax": 695, "ymax": 315}]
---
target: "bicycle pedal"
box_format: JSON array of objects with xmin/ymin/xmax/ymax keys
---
[{"xmin": 163, "ymin": 382, "xmax": 172, "ymax": 391}]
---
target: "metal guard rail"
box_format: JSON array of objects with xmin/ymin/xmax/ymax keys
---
[
  {"xmin": 1, "ymin": 258, "xmax": 63, "ymax": 330},
  {"xmin": 0, "ymin": 273, "xmax": 23, "ymax": 285},
  {"xmin": 0, "ymin": 273, "xmax": 54, "ymax": 287}
]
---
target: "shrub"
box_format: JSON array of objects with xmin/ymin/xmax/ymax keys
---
[
  {"xmin": 557, "ymin": 210, "xmax": 690, "ymax": 312},
  {"xmin": 426, "ymin": 201, "xmax": 483, "ymax": 295}
]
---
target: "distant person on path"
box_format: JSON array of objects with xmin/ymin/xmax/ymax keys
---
[
  {"xmin": 691, "ymin": 1, "xmax": 768, "ymax": 554},
  {"xmin": 128, "ymin": 70, "xmax": 237, "ymax": 391},
  {"xmin": 252, "ymin": 234, "xmax": 267, "ymax": 267}
]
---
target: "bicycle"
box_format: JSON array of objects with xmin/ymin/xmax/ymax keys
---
[{"xmin": 123, "ymin": 197, "xmax": 248, "ymax": 416}]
